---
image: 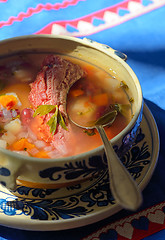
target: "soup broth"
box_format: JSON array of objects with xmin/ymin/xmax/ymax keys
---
[{"xmin": 0, "ymin": 53, "xmax": 132, "ymax": 158}]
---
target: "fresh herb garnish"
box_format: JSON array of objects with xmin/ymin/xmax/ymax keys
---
[
  {"xmin": 94, "ymin": 110, "xmax": 118, "ymax": 126},
  {"xmin": 86, "ymin": 102, "xmax": 131, "ymax": 127},
  {"xmin": 47, "ymin": 106, "xmax": 59, "ymax": 135},
  {"xmin": 77, "ymin": 111, "xmax": 83, "ymax": 115},
  {"xmin": 84, "ymin": 129, "xmax": 96, "ymax": 136},
  {"xmin": 33, "ymin": 105, "xmax": 56, "ymax": 117},
  {"xmin": 129, "ymin": 97, "xmax": 134, "ymax": 103},
  {"xmin": 33, "ymin": 105, "xmax": 68, "ymax": 134},
  {"xmin": 113, "ymin": 103, "xmax": 120, "ymax": 112},
  {"xmin": 58, "ymin": 110, "xmax": 68, "ymax": 131},
  {"xmin": 113, "ymin": 103, "xmax": 131, "ymax": 118},
  {"xmin": 120, "ymin": 81, "xmax": 129, "ymax": 90}
]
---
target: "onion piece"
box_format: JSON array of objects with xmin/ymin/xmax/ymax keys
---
[
  {"xmin": 0, "ymin": 139, "xmax": 7, "ymax": 149},
  {"xmin": 34, "ymin": 140, "xmax": 46, "ymax": 149}
]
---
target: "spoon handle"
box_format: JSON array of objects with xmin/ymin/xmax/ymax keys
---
[{"xmin": 96, "ymin": 125, "xmax": 142, "ymax": 211}]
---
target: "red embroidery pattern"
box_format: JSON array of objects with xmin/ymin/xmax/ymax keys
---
[
  {"xmin": 0, "ymin": 0, "xmax": 84, "ymax": 28},
  {"xmin": 82, "ymin": 201, "xmax": 165, "ymax": 240},
  {"xmin": 35, "ymin": 0, "xmax": 165, "ymax": 36}
]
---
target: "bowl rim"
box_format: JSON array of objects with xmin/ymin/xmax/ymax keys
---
[{"xmin": 0, "ymin": 34, "xmax": 143, "ymax": 163}]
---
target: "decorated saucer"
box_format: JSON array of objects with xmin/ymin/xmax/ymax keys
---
[{"xmin": 0, "ymin": 103, "xmax": 159, "ymax": 231}]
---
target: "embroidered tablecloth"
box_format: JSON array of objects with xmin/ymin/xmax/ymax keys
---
[{"xmin": 0, "ymin": 1, "xmax": 165, "ymax": 239}]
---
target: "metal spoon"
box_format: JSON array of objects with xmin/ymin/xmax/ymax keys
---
[{"xmin": 67, "ymin": 107, "xmax": 142, "ymax": 211}]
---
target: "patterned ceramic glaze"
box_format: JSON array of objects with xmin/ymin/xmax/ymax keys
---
[
  {"xmin": 0, "ymin": 35, "xmax": 143, "ymax": 194},
  {"xmin": 0, "ymin": 104, "xmax": 159, "ymax": 230}
]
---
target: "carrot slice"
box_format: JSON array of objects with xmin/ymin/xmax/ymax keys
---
[
  {"xmin": 11, "ymin": 138, "xmax": 27, "ymax": 151},
  {"xmin": 11, "ymin": 138, "xmax": 50, "ymax": 158},
  {"xmin": 34, "ymin": 150, "xmax": 50, "ymax": 158},
  {"xmin": 84, "ymin": 101, "xmax": 92, "ymax": 108},
  {"xmin": 70, "ymin": 89, "xmax": 84, "ymax": 97},
  {"xmin": 92, "ymin": 93, "xmax": 108, "ymax": 106},
  {"xmin": 83, "ymin": 64, "xmax": 95, "ymax": 75},
  {"xmin": 11, "ymin": 138, "xmax": 35, "ymax": 151},
  {"xmin": 0, "ymin": 95, "xmax": 18, "ymax": 110},
  {"xmin": 24, "ymin": 141, "xmax": 36, "ymax": 150}
]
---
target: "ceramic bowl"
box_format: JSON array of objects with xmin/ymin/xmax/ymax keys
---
[{"xmin": 0, "ymin": 35, "xmax": 143, "ymax": 196}]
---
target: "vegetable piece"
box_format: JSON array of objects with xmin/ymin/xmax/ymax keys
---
[
  {"xmin": 11, "ymin": 109, "xmax": 20, "ymax": 119},
  {"xmin": 114, "ymin": 103, "xmax": 131, "ymax": 118},
  {"xmin": 0, "ymin": 109, "xmax": 20, "ymax": 124},
  {"xmin": 2, "ymin": 131, "xmax": 17, "ymax": 145},
  {"xmin": 92, "ymin": 93, "xmax": 108, "ymax": 106},
  {"xmin": 4, "ymin": 119, "xmax": 22, "ymax": 135},
  {"xmin": 34, "ymin": 140, "xmax": 46, "ymax": 149},
  {"xmin": 83, "ymin": 64, "xmax": 95, "ymax": 76},
  {"xmin": 57, "ymin": 110, "xmax": 68, "ymax": 131},
  {"xmin": 0, "ymin": 139, "xmax": 7, "ymax": 149},
  {"xmin": 23, "ymin": 140, "xmax": 36, "ymax": 150},
  {"xmin": 11, "ymin": 138, "xmax": 27, "ymax": 151},
  {"xmin": 70, "ymin": 89, "xmax": 84, "ymax": 97},
  {"xmin": 11, "ymin": 138, "xmax": 35, "ymax": 151},
  {"xmin": 0, "ymin": 95, "xmax": 18, "ymax": 110},
  {"xmin": 33, "ymin": 105, "xmax": 68, "ymax": 134},
  {"xmin": 13, "ymin": 69, "xmax": 33, "ymax": 83},
  {"xmin": 71, "ymin": 96, "xmax": 96, "ymax": 116},
  {"xmin": 120, "ymin": 81, "xmax": 129, "ymax": 89},
  {"xmin": 84, "ymin": 101, "xmax": 92, "ymax": 108},
  {"xmin": 11, "ymin": 138, "xmax": 50, "ymax": 158},
  {"xmin": 47, "ymin": 106, "xmax": 58, "ymax": 135},
  {"xmin": 33, "ymin": 150, "xmax": 50, "ymax": 158},
  {"xmin": 33, "ymin": 105, "xmax": 56, "ymax": 117},
  {"xmin": 83, "ymin": 129, "xmax": 96, "ymax": 136},
  {"xmin": 93, "ymin": 110, "xmax": 118, "ymax": 126},
  {"xmin": 129, "ymin": 97, "xmax": 134, "ymax": 103}
]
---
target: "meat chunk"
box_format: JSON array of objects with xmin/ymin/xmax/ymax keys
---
[
  {"xmin": 29, "ymin": 55, "xmax": 86, "ymax": 115},
  {"xmin": 28, "ymin": 55, "xmax": 86, "ymax": 156}
]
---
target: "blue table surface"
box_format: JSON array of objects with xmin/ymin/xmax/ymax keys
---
[{"xmin": 0, "ymin": 1, "xmax": 165, "ymax": 239}]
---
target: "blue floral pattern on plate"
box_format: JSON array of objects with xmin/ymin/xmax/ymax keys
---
[{"xmin": 0, "ymin": 128, "xmax": 150, "ymax": 219}]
